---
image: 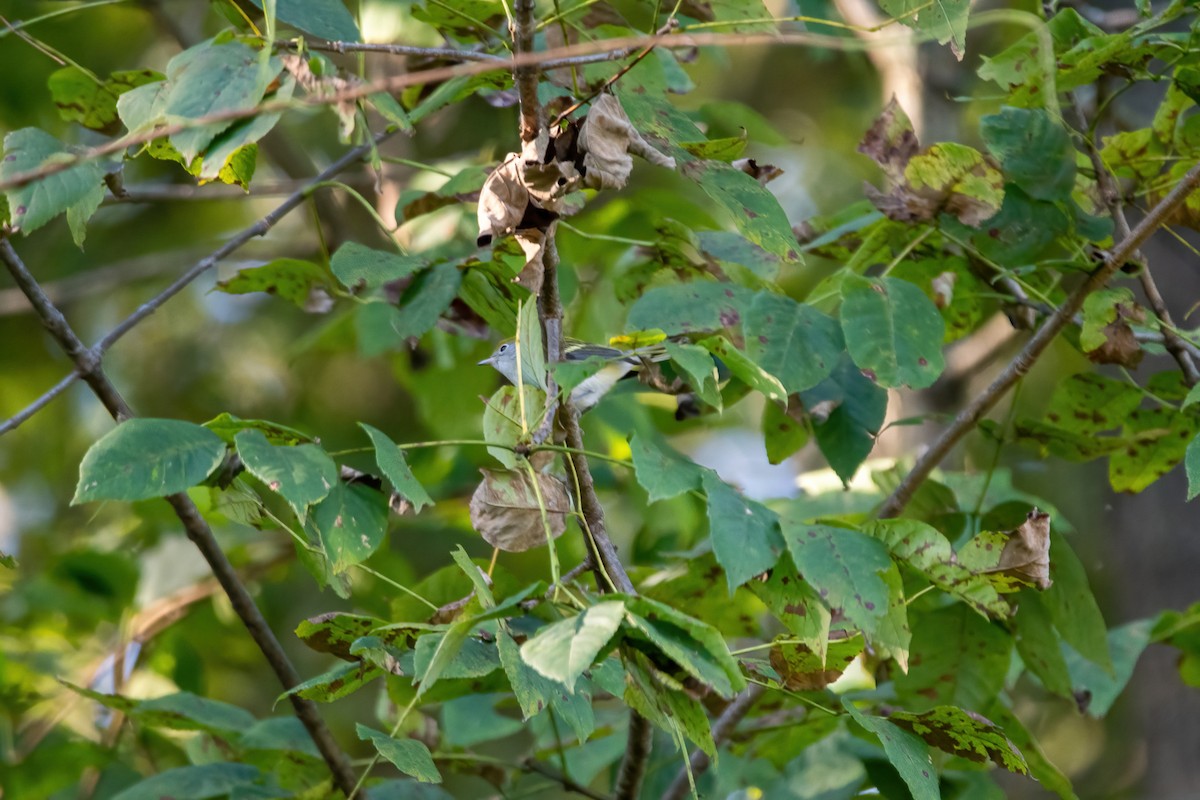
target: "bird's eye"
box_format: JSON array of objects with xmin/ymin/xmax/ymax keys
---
[{"xmin": 498, "ymin": 344, "xmax": 509, "ymax": 353}]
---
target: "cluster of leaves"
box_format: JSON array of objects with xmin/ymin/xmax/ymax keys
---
[{"xmin": 6, "ymin": 0, "xmax": 1200, "ymax": 798}]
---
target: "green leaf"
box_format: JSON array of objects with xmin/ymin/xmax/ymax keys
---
[
  {"xmin": 780, "ymin": 517, "xmax": 891, "ymax": 632},
  {"xmin": 215, "ymin": 258, "xmax": 333, "ymax": 309},
  {"xmin": 629, "ymin": 433, "xmax": 706, "ymax": 502},
  {"xmin": 160, "ymin": 40, "xmax": 276, "ymax": 162},
  {"xmin": 699, "ymin": 335, "xmax": 786, "ymax": 404},
  {"xmin": 887, "ymin": 705, "xmax": 1028, "ymax": 774},
  {"xmin": 879, "ymin": 0, "xmax": 970, "ymax": 58},
  {"xmin": 248, "ymin": 0, "xmax": 362, "ymax": 41},
  {"xmin": 895, "ymin": 604, "xmax": 1011, "ymax": 712},
  {"xmin": 1043, "ymin": 372, "xmax": 1143, "ymax": 434},
  {"xmin": 49, "ymin": 67, "xmax": 163, "ymax": 132},
  {"xmin": 840, "ymin": 274, "xmax": 945, "ymax": 389},
  {"xmin": 618, "ymin": 91, "xmax": 801, "ymax": 260},
  {"xmin": 398, "ymin": 164, "xmax": 489, "ymax": 223},
  {"xmin": 497, "ymin": 630, "xmax": 595, "ymax": 741},
  {"xmin": 624, "ymin": 650, "xmax": 716, "ymax": 757},
  {"xmin": 235, "ymin": 429, "xmax": 337, "ymax": 519},
  {"xmin": 703, "ymin": 471, "xmax": 784, "ymax": 590},
  {"xmin": 1187, "ymin": 433, "xmax": 1200, "ymax": 500},
  {"xmin": 413, "ymin": 627, "xmax": 498, "ymax": 684},
  {"xmin": 391, "ymin": 262, "xmax": 463, "ymax": 339},
  {"xmin": 280, "ymin": 660, "xmax": 381, "ymax": 703},
  {"xmin": 514, "ymin": 294, "xmax": 546, "ymax": 391},
  {"xmin": 239, "ymin": 716, "xmax": 321, "ymax": 756},
  {"xmin": 360, "ymin": 423, "xmax": 434, "ymax": 512},
  {"xmin": 197, "ymin": 70, "xmax": 294, "ymax": 183},
  {"xmin": 981, "ymin": 107, "xmax": 1076, "ymax": 201},
  {"xmin": 73, "ymin": 419, "xmax": 225, "ymax": 503},
  {"xmin": 622, "ymin": 595, "xmax": 746, "ymax": 698},
  {"xmin": 1109, "ymin": 407, "xmax": 1196, "ymax": 493},
  {"xmin": 1041, "ymin": 530, "xmax": 1110, "ymax": 670},
  {"xmin": 680, "ymin": 132, "xmax": 748, "ymax": 161},
  {"xmin": 306, "ymin": 482, "xmax": 388, "ymax": 572},
  {"xmin": 1014, "ymin": 590, "xmax": 1074, "ymax": 698},
  {"xmin": 295, "ymin": 612, "xmax": 383, "ymax": 660},
  {"xmin": 441, "ymin": 693, "xmax": 524, "ymax": 747},
  {"xmin": 762, "ymin": 398, "xmax": 809, "ymax": 464},
  {"xmin": 844, "ymin": 702, "xmax": 939, "ymax": 800},
  {"xmin": 482, "ymin": 385, "xmax": 547, "ymax": 467},
  {"xmin": 751, "ymin": 556, "xmax": 832, "ymax": 656},
  {"xmin": 111, "ymin": 763, "xmax": 262, "ymax": 800},
  {"xmin": 801, "ymin": 354, "xmax": 888, "ymax": 483},
  {"xmin": 357, "ymin": 725, "xmax": 442, "ymax": 783},
  {"xmin": 1063, "ymin": 619, "xmax": 1152, "ymax": 717},
  {"xmin": 203, "ymin": 412, "xmax": 313, "ymax": 445},
  {"xmin": 865, "ymin": 519, "xmax": 1010, "ymax": 618},
  {"xmin": 520, "ymin": 601, "xmax": 626, "ymax": 691},
  {"xmin": 2, "ymin": 128, "xmax": 105, "ymax": 235},
  {"xmin": 331, "ymin": 241, "xmax": 426, "ymax": 293},
  {"xmin": 1079, "ymin": 287, "xmax": 1136, "ymax": 353},
  {"xmin": 890, "ymin": 256, "xmax": 990, "ymax": 342},
  {"xmin": 61, "ymin": 684, "xmax": 257, "ymax": 734}
]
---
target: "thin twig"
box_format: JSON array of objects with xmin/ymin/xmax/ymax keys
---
[
  {"xmin": 533, "ymin": 230, "xmax": 562, "ymax": 446},
  {"xmin": 1070, "ymin": 94, "xmax": 1200, "ymax": 386},
  {"xmin": 0, "ymin": 239, "xmax": 364, "ymax": 797},
  {"xmin": 522, "ymin": 757, "xmax": 612, "ymax": 800},
  {"xmin": 290, "ymin": 39, "xmax": 506, "ymax": 61},
  {"xmin": 614, "ymin": 711, "xmax": 653, "ymax": 800},
  {"xmin": 0, "ymin": 133, "xmax": 394, "ymax": 438},
  {"xmin": 662, "ymin": 683, "xmax": 767, "ymax": 800},
  {"xmin": 877, "ymin": 161, "xmax": 1200, "ymax": 518}
]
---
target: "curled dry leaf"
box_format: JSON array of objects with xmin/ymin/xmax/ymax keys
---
[
  {"xmin": 931, "ymin": 271, "xmax": 956, "ymax": 309},
  {"xmin": 513, "ymin": 230, "xmax": 546, "ymax": 295},
  {"xmin": 769, "ymin": 638, "xmax": 862, "ymax": 691},
  {"xmin": 1085, "ymin": 301, "xmax": 1145, "ymax": 368},
  {"xmin": 476, "ymin": 153, "xmax": 527, "ymax": 246},
  {"xmin": 733, "ymin": 158, "xmax": 784, "ymax": 186},
  {"xmin": 469, "ymin": 468, "xmax": 570, "ymax": 552},
  {"xmin": 998, "ymin": 508, "xmax": 1052, "ymax": 590},
  {"xmin": 578, "ymin": 94, "xmax": 676, "ymax": 190}
]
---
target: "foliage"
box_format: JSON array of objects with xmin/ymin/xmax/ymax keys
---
[{"xmin": 3, "ymin": 0, "xmax": 1200, "ymax": 799}]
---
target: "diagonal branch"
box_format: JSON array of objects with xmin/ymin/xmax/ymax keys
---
[
  {"xmin": 0, "ymin": 238, "xmax": 365, "ymax": 798},
  {"xmin": 1070, "ymin": 94, "xmax": 1200, "ymax": 386},
  {"xmin": 0, "ymin": 133, "xmax": 393, "ymax": 437},
  {"xmin": 662, "ymin": 683, "xmax": 767, "ymax": 800},
  {"xmin": 878, "ymin": 161, "xmax": 1200, "ymax": 519}
]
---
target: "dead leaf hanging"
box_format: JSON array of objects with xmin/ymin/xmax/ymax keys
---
[
  {"xmin": 997, "ymin": 508, "xmax": 1052, "ymax": 590},
  {"xmin": 469, "ymin": 468, "xmax": 570, "ymax": 552},
  {"xmin": 476, "ymin": 153, "xmax": 528, "ymax": 246},
  {"xmin": 577, "ymin": 94, "xmax": 676, "ymax": 191}
]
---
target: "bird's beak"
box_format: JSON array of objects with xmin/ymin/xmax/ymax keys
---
[{"xmin": 477, "ymin": 356, "xmax": 494, "ymax": 366}]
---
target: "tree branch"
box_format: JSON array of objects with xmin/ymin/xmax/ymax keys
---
[
  {"xmin": 878, "ymin": 161, "xmax": 1200, "ymax": 518},
  {"xmin": 291, "ymin": 39, "xmax": 506, "ymax": 61},
  {"xmin": 0, "ymin": 238, "xmax": 365, "ymax": 797},
  {"xmin": 1070, "ymin": 94, "xmax": 1200, "ymax": 386},
  {"xmin": 522, "ymin": 757, "xmax": 612, "ymax": 800},
  {"xmin": 614, "ymin": 711, "xmax": 653, "ymax": 800},
  {"xmin": 512, "ymin": 0, "xmax": 545, "ymax": 143},
  {"xmin": 0, "ymin": 134, "xmax": 392, "ymax": 438},
  {"xmin": 662, "ymin": 683, "xmax": 767, "ymax": 800}
]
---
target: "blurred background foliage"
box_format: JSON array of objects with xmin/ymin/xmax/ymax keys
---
[{"xmin": 2, "ymin": 0, "xmax": 1199, "ymax": 798}]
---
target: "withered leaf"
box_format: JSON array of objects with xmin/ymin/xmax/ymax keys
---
[
  {"xmin": 578, "ymin": 94, "xmax": 676, "ymax": 191},
  {"xmin": 469, "ymin": 468, "xmax": 570, "ymax": 552},
  {"xmin": 476, "ymin": 153, "xmax": 528, "ymax": 246},
  {"xmin": 858, "ymin": 96, "xmax": 919, "ymax": 184},
  {"xmin": 769, "ymin": 637, "xmax": 863, "ymax": 691},
  {"xmin": 997, "ymin": 508, "xmax": 1052, "ymax": 590},
  {"xmin": 513, "ymin": 230, "xmax": 546, "ymax": 295},
  {"xmin": 732, "ymin": 157, "xmax": 784, "ymax": 185}
]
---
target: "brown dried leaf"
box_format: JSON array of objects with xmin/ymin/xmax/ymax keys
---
[
  {"xmin": 469, "ymin": 468, "xmax": 570, "ymax": 552},
  {"xmin": 732, "ymin": 158, "xmax": 784, "ymax": 185},
  {"xmin": 997, "ymin": 508, "xmax": 1052, "ymax": 590},
  {"xmin": 476, "ymin": 153, "xmax": 528, "ymax": 246},
  {"xmin": 769, "ymin": 637, "xmax": 862, "ymax": 691},
  {"xmin": 1085, "ymin": 303, "xmax": 1145, "ymax": 368},
  {"xmin": 524, "ymin": 160, "xmax": 582, "ymax": 212},
  {"xmin": 859, "ymin": 96, "xmax": 919, "ymax": 184},
  {"xmin": 578, "ymin": 94, "xmax": 675, "ymax": 191},
  {"xmin": 513, "ymin": 230, "xmax": 546, "ymax": 295}
]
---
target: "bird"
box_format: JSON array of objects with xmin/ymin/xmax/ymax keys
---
[{"xmin": 478, "ymin": 336, "xmax": 670, "ymax": 413}]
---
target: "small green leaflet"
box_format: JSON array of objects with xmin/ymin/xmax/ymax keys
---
[
  {"xmin": 843, "ymin": 701, "xmax": 939, "ymax": 800},
  {"xmin": 357, "ymin": 725, "xmax": 442, "ymax": 783},
  {"xmin": 520, "ymin": 601, "xmax": 625, "ymax": 692},
  {"xmin": 360, "ymin": 423, "xmax": 434, "ymax": 512},
  {"xmin": 235, "ymin": 429, "xmax": 337, "ymax": 519}
]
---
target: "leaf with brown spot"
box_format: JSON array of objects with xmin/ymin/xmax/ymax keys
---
[
  {"xmin": 296, "ymin": 612, "xmax": 385, "ymax": 661},
  {"xmin": 859, "ymin": 96, "xmax": 920, "ymax": 184},
  {"xmin": 469, "ymin": 468, "xmax": 570, "ymax": 552},
  {"xmin": 888, "ymin": 706, "xmax": 1028, "ymax": 773},
  {"xmin": 770, "ymin": 635, "xmax": 864, "ymax": 690}
]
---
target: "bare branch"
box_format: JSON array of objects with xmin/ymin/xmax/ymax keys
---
[
  {"xmin": 291, "ymin": 39, "xmax": 506, "ymax": 62},
  {"xmin": 878, "ymin": 161, "xmax": 1200, "ymax": 518},
  {"xmin": 0, "ymin": 134, "xmax": 391, "ymax": 437},
  {"xmin": 0, "ymin": 238, "xmax": 365, "ymax": 797},
  {"xmin": 522, "ymin": 757, "xmax": 612, "ymax": 800},
  {"xmin": 614, "ymin": 712, "xmax": 653, "ymax": 800},
  {"xmin": 0, "ymin": 29, "xmax": 912, "ymax": 195},
  {"xmin": 663, "ymin": 683, "xmax": 767, "ymax": 800},
  {"xmin": 512, "ymin": 0, "xmax": 545, "ymax": 142}
]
